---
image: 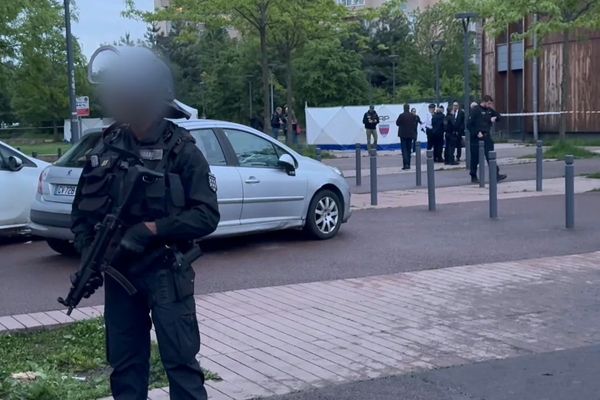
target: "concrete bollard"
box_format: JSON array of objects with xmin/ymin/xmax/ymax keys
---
[
  {"xmin": 316, "ymin": 147, "xmax": 322, "ymax": 162},
  {"xmin": 355, "ymin": 143, "xmax": 361, "ymax": 186},
  {"xmin": 536, "ymin": 140, "xmax": 543, "ymax": 192},
  {"xmin": 426, "ymin": 150, "xmax": 436, "ymax": 211},
  {"xmin": 478, "ymin": 140, "xmax": 485, "ymax": 188},
  {"xmin": 415, "ymin": 141, "xmax": 422, "ymax": 187},
  {"xmin": 489, "ymin": 151, "xmax": 498, "ymax": 219},
  {"xmin": 370, "ymin": 149, "xmax": 378, "ymax": 206},
  {"xmin": 565, "ymin": 155, "xmax": 575, "ymax": 229}
]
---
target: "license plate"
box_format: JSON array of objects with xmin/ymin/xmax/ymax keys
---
[{"xmin": 54, "ymin": 185, "xmax": 77, "ymax": 196}]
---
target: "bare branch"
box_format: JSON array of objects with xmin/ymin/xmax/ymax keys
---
[{"xmin": 569, "ymin": 0, "xmax": 595, "ymax": 22}]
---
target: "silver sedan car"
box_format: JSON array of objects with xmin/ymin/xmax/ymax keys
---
[{"xmin": 30, "ymin": 119, "xmax": 351, "ymax": 255}]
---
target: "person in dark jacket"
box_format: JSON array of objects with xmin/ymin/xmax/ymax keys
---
[
  {"xmin": 431, "ymin": 105, "xmax": 446, "ymax": 162},
  {"xmin": 72, "ymin": 47, "xmax": 219, "ymax": 400},
  {"xmin": 469, "ymin": 95, "xmax": 507, "ymax": 183},
  {"xmin": 396, "ymin": 104, "xmax": 418, "ymax": 170},
  {"xmin": 271, "ymin": 106, "xmax": 286, "ymax": 139},
  {"xmin": 444, "ymin": 101, "xmax": 463, "ymax": 165},
  {"xmin": 362, "ymin": 105, "xmax": 380, "ymax": 151},
  {"xmin": 411, "ymin": 108, "xmax": 422, "ymax": 153}
]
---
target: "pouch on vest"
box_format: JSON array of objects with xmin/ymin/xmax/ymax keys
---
[
  {"xmin": 144, "ymin": 177, "xmax": 167, "ymax": 218},
  {"xmin": 167, "ymin": 173, "xmax": 185, "ymax": 209}
]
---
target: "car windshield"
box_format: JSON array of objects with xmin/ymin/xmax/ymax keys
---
[{"xmin": 54, "ymin": 132, "xmax": 102, "ymax": 168}]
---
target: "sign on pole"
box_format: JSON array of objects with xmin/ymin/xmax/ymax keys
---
[{"xmin": 76, "ymin": 96, "xmax": 90, "ymax": 117}]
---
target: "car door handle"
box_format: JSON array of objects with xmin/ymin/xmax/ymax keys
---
[{"xmin": 245, "ymin": 177, "xmax": 260, "ymax": 184}]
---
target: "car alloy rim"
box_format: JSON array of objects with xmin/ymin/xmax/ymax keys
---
[{"xmin": 315, "ymin": 196, "xmax": 339, "ymax": 235}]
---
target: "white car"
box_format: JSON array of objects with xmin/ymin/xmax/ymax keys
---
[
  {"xmin": 0, "ymin": 141, "xmax": 49, "ymax": 234},
  {"xmin": 30, "ymin": 120, "xmax": 352, "ymax": 255}
]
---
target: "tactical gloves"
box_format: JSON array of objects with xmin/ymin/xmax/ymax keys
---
[{"xmin": 120, "ymin": 223, "xmax": 154, "ymax": 253}]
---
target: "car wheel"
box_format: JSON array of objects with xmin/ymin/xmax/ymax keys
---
[
  {"xmin": 46, "ymin": 239, "xmax": 79, "ymax": 256},
  {"xmin": 305, "ymin": 189, "xmax": 342, "ymax": 240}
]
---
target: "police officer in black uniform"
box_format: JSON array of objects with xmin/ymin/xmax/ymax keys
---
[
  {"xmin": 468, "ymin": 95, "xmax": 507, "ymax": 184},
  {"xmin": 71, "ymin": 46, "xmax": 220, "ymax": 400}
]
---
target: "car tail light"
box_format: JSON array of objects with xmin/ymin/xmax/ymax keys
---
[{"xmin": 37, "ymin": 168, "xmax": 49, "ymax": 195}]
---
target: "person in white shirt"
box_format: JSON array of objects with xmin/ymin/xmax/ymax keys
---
[{"xmin": 423, "ymin": 103, "xmax": 435, "ymax": 151}]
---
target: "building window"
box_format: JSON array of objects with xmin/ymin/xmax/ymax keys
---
[{"xmin": 337, "ymin": 0, "xmax": 365, "ymax": 7}]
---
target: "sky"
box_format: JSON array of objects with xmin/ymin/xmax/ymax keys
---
[{"xmin": 72, "ymin": 0, "xmax": 154, "ymax": 59}]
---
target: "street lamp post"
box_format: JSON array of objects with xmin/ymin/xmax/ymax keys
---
[
  {"xmin": 456, "ymin": 12, "xmax": 478, "ymax": 169},
  {"xmin": 430, "ymin": 41, "xmax": 445, "ymax": 107},
  {"xmin": 64, "ymin": 0, "xmax": 80, "ymax": 143},
  {"xmin": 200, "ymin": 82, "xmax": 207, "ymax": 119},
  {"xmin": 246, "ymin": 75, "xmax": 253, "ymax": 119},
  {"xmin": 390, "ymin": 54, "xmax": 399, "ymax": 102}
]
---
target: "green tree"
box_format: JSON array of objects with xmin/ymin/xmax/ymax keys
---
[
  {"xmin": 10, "ymin": 0, "xmax": 88, "ymax": 138},
  {"xmin": 125, "ymin": 0, "xmax": 278, "ymax": 132},
  {"xmin": 294, "ymin": 36, "xmax": 368, "ymax": 108},
  {"xmin": 269, "ymin": 0, "xmax": 344, "ymax": 142},
  {"xmin": 455, "ymin": 0, "xmax": 600, "ymax": 138}
]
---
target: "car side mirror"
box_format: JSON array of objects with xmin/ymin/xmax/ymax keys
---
[
  {"xmin": 278, "ymin": 154, "xmax": 296, "ymax": 176},
  {"xmin": 7, "ymin": 155, "xmax": 23, "ymax": 172}
]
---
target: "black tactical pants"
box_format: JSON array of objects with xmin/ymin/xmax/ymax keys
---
[
  {"xmin": 104, "ymin": 264, "xmax": 207, "ymax": 400},
  {"xmin": 470, "ymin": 135, "xmax": 499, "ymax": 178},
  {"xmin": 444, "ymin": 132, "xmax": 458, "ymax": 164}
]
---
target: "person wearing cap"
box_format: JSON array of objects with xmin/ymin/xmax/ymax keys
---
[
  {"xmin": 363, "ymin": 105, "xmax": 380, "ymax": 151},
  {"xmin": 71, "ymin": 46, "xmax": 219, "ymax": 400},
  {"xmin": 468, "ymin": 95, "xmax": 507, "ymax": 183}
]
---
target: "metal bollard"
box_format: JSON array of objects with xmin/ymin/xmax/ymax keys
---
[
  {"xmin": 316, "ymin": 147, "xmax": 322, "ymax": 162},
  {"xmin": 415, "ymin": 141, "xmax": 422, "ymax": 187},
  {"xmin": 565, "ymin": 155, "xmax": 575, "ymax": 229},
  {"xmin": 32, "ymin": 151, "xmax": 38, "ymax": 158},
  {"xmin": 536, "ymin": 140, "xmax": 543, "ymax": 192},
  {"xmin": 426, "ymin": 150, "xmax": 436, "ymax": 211},
  {"xmin": 370, "ymin": 149, "xmax": 377, "ymax": 206},
  {"xmin": 478, "ymin": 140, "xmax": 486, "ymax": 188},
  {"xmin": 489, "ymin": 151, "xmax": 498, "ymax": 219},
  {"xmin": 355, "ymin": 143, "xmax": 361, "ymax": 186},
  {"xmin": 57, "ymin": 147, "xmax": 62, "ymax": 158},
  {"xmin": 465, "ymin": 133, "xmax": 470, "ymax": 171}
]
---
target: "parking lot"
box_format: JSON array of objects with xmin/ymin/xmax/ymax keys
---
[{"xmin": 3, "ymin": 192, "xmax": 600, "ymax": 317}]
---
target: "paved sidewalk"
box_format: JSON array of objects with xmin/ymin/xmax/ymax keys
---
[
  {"xmin": 350, "ymin": 176, "xmax": 600, "ymax": 210},
  {"xmin": 4, "ymin": 252, "xmax": 600, "ymax": 399},
  {"xmin": 339, "ymin": 157, "xmax": 538, "ymax": 178}
]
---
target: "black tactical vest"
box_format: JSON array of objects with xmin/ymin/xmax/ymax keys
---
[{"xmin": 78, "ymin": 122, "xmax": 191, "ymax": 227}]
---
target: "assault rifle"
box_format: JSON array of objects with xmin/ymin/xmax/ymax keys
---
[{"xmin": 58, "ymin": 165, "xmax": 163, "ymax": 315}]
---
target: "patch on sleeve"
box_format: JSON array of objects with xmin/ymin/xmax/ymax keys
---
[
  {"xmin": 90, "ymin": 155, "xmax": 99, "ymax": 168},
  {"xmin": 208, "ymin": 172, "xmax": 218, "ymax": 193}
]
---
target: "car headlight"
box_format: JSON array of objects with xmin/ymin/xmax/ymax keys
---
[{"xmin": 331, "ymin": 167, "xmax": 344, "ymax": 177}]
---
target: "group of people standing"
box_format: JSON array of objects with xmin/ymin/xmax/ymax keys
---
[
  {"xmin": 270, "ymin": 105, "xmax": 298, "ymax": 143},
  {"xmin": 363, "ymin": 95, "xmax": 506, "ymax": 183},
  {"xmin": 420, "ymin": 102, "xmax": 465, "ymax": 166}
]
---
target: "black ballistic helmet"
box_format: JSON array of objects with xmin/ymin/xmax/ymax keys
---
[{"xmin": 88, "ymin": 45, "xmax": 190, "ymax": 123}]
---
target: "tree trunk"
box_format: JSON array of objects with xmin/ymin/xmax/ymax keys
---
[
  {"xmin": 285, "ymin": 51, "xmax": 294, "ymax": 145},
  {"xmin": 260, "ymin": 25, "xmax": 270, "ymax": 134},
  {"xmin": 559, "ymin": 31, "xmax": 570, "ymax": 140}
]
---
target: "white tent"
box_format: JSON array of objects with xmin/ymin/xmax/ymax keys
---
[{"xmin": 306, "ymin": 102, "xmax": 449, "ymax": 150}]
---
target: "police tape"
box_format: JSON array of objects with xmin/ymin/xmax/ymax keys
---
[{"xmin": 502, "ymin": 111, "xmax": 600, "ymax": 117}]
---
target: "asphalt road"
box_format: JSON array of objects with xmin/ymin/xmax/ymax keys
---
[
  {"xmin": 344, "ymin": 158, "xmax": 600, "ymax": 194},
  {"xmin": 262, "ymin": 344, "xmax": 600, "ymax": 400},
  {"xmin": 2, "ymin": 192, "xmax": 600, "ymax": 317}
]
